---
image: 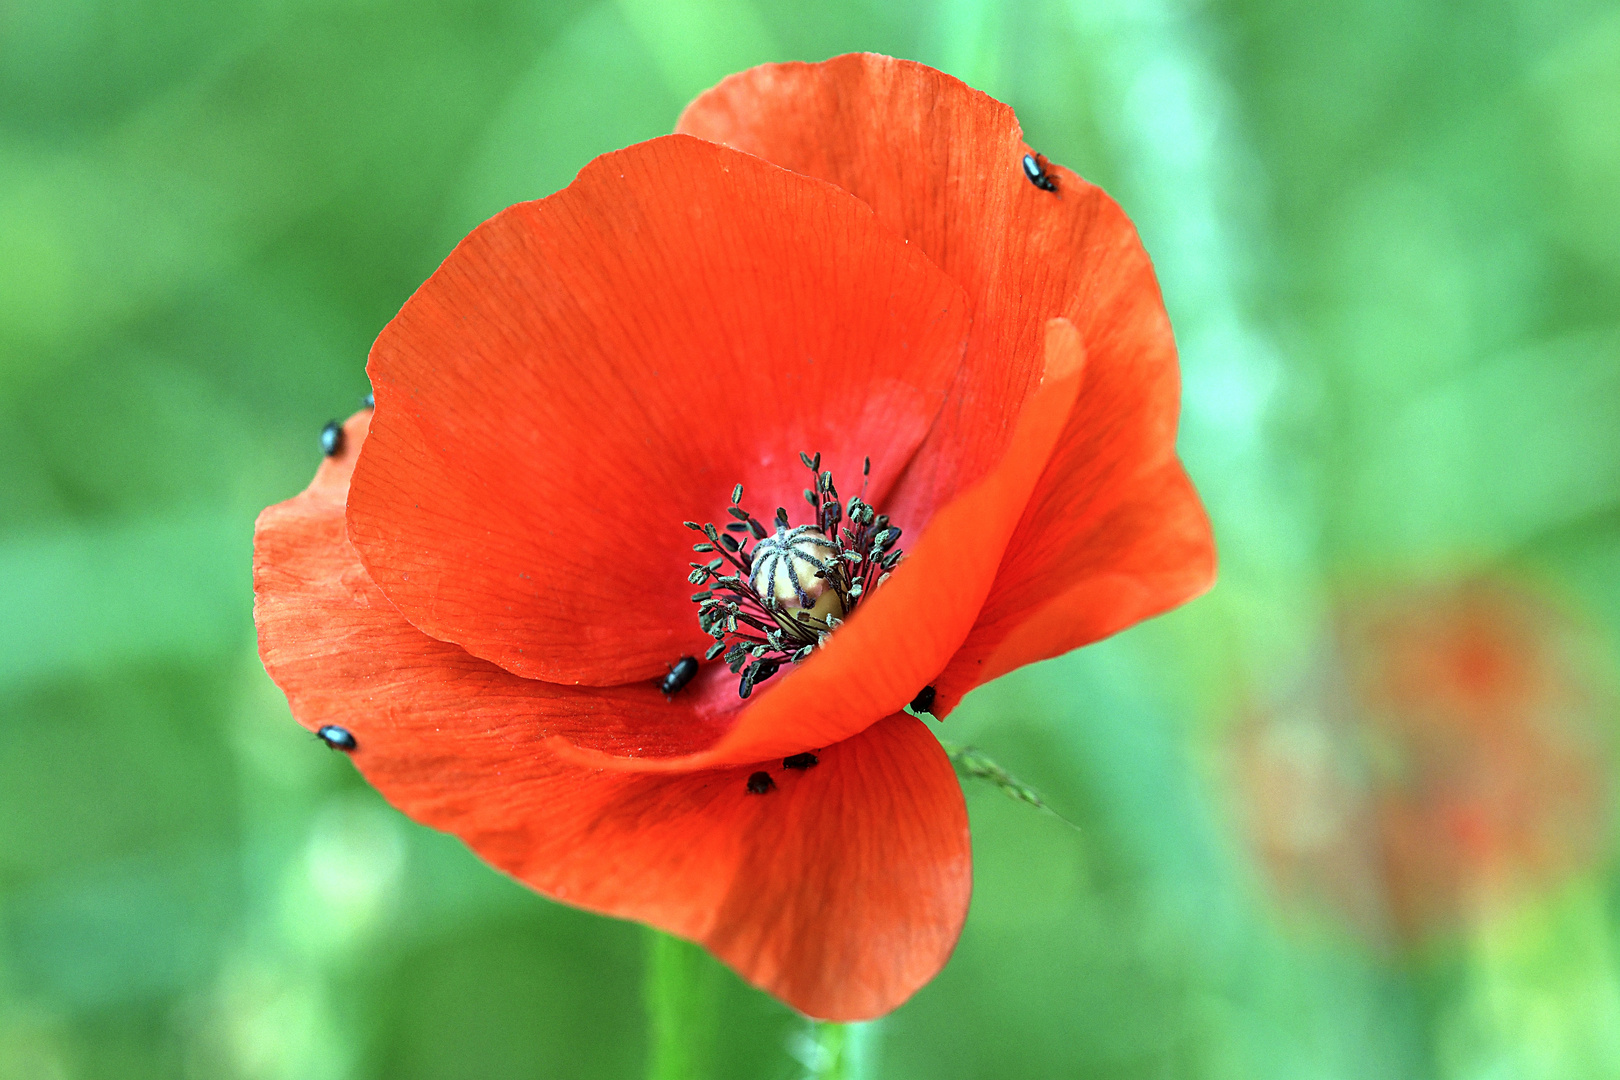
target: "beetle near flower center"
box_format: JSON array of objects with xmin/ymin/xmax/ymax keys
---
[{"xmin": 684, "ymin": 451, "xmax": 906, "ymax": 698}]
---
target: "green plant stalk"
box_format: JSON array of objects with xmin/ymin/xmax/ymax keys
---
[
  {"xmin": 797, "ymin": 1019, "xmax": 880, "ymax": 1079},
  {"xmin": 644, "ymin": 929, "xmax": 722, "ymax": 1080},
  {"xmin": 644, "ymin": 928, "xmax": 881, "ymax": 1080}
]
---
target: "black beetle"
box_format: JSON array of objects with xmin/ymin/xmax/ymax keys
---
[
  {"xmin": 783, "ymin": 752, "xmax": 818, "ymax": 770},
  {"xmin": 660, "ymin": 656, "xmax": 699, "ymax": 696},
  {"xmin": 746, "ymin": 770, "xmax": 776, "ymax": 794},
  {"xmin": 319, "ymin": 420, "xmax": 345, "ymax": 457},
  {"xmin": 1022, "ymin": 153, "xmax": 1058, "ymax": 193},
  {"xmin": 316, "ymin": 725, "xmax": 357, "ymax": 751},
  {"xmin": 910, "ymin": 685, "xmax": 938, "ymax": 715}
]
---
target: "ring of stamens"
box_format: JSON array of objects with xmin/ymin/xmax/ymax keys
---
[{"xmin": 684, "ymin": 451, "xmax": 907, "ymax": 699}]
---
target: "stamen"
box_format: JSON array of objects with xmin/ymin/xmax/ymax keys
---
[{"xmin": 684, "ymin": 452, "xmax": 908, "ymax": 699}]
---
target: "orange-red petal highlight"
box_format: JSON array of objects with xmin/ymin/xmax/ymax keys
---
[
  {"xmin": 680, "ymin": 56, "xmax": 1073, "ymax": 521},
  {"xmin": 348, "ymin": 133, "xmax": 969, "ymax": 687}
]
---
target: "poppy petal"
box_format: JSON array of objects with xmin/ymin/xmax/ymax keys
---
[
  {"xmin": 254, "ymin": 433, "xmax": 971, "ymax": 1020},
  {"xmin": 932, "ymin": 462, "xmax": 1215, "ymax": 714},
  {"xmin": 554, "ymin": 318, "xmax": 1087, "ymax": 772},
  {"xmin": 681, "ymin": 55, "xmax": 1215, "ymax": 698},
  {"xmin": 924, "ymin": 192, "xmax": 1215, "ymax": 712},
  {"xmin": 493, "ymin": 713, "xmax": 970, "ymax": 1022},
  {"xmin": 347, "ymin": 133, "xmax": 969, "ymax": 687},
  {"xmin": 927, "ymin": 190, "xmax": 1214, "ymax": 711},
  {"xmin": 677, "ymin": 55, "xmax": 1080, "ymax": 520},
  {"xmin": 256, "ymin": 412, "xmax": 734, "ymax": 761}
]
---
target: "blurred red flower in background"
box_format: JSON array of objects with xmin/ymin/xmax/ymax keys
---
[
  {"xmin": 1236, "ymin": 578, "xmax": 1612, "ymax": 943},
  {"xmin": 254, "ymin": 54, "xmax": 1213, "ymax": 1019}
]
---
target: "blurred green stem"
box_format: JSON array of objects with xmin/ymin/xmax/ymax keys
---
[
  {"xmin": 795, "ymin": 1019, "xmax": 880, "ymax": 1079},
  {"xmin": 644, "ymin": 929, "xmax": 721, "ymax": 1080},
  {"xmin": 644, "ymin": 929, "xmax": 879, "ymax": 1080}
]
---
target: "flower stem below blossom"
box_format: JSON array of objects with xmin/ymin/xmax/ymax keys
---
[
  {"xmin": 643, "ymin": 929, "xmax": 721, "ymax": 1080},
  {"xmin": 792, "ymin": 1019, "xmax": 882, "ymax": 1080}
]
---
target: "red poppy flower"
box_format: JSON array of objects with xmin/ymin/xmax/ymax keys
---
[
  {"xmin": 1235, "ymin": 578, "xmax": 1610, "ymax": 943},
  {"xmin": 254, "ymin": 53, "xmax": 1214, "ymax": 1020}
]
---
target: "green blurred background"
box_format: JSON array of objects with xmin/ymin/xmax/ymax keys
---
[{"xmin": 4, "ymin": 0, "xmax": 1619, "ymax": 1076}]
